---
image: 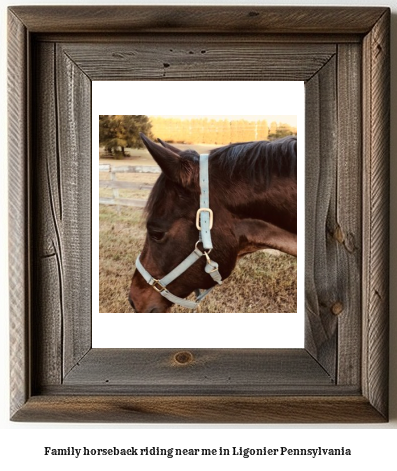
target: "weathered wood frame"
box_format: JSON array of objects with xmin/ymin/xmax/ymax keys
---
[{"xmin": 8, "ymin": 6, "xmax": 390, "ymax": 423}]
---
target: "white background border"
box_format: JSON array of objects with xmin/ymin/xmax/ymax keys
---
[{"xmin": 93, "ymin": 81, "xmax": 305, "ymax": 348}]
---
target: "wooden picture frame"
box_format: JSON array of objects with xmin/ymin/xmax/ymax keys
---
[{"xmin": 8, "ymin": 6, "xmax": 390, "ymax": 423}]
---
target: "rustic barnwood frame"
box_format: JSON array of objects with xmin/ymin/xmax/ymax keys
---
[{"xmin": 8, "ymin": 6, "xmax": 390, "ymax": 423}]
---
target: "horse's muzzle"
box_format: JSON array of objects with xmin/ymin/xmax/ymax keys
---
[{"xmin": 129, "ymin": 271, "xmax": 173, "ymax": 313}]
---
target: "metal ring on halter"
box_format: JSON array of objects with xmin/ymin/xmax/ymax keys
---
[{"xmin": 195, "ymin": 239, "xmax": 212, "ymax": 255}]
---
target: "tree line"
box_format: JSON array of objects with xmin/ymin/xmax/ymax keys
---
[
  {"xmin": 151, "ymin": 117, "xmax": 296, "ymax": 145},
  {"xmin": 99, "ymin": 115, "xmax": 297, "ymax": 156}
]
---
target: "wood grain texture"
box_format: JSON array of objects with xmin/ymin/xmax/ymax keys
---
[
  {"xmin": 32, "ymin": 42, "xmax": 63, "ymax": 387},
  {"xmin": 31, "ymin": 42, "xmax": 92, "ymax": 386},
  {"xmin": 304, "ymin": 57, "xmax": 338, "ymax": 377},
  {"xmin": 62, "ymin": 349, "xmax": 333, "ymax": 391},
  {"xmin": 11, "ymin": 395, "xmax": 385, "ymax": 424},
  {"xmin": 8, "ymin": 10, "xmax": 30, "ymax": 419},
  {"xmin": 362, "ymin": 9, "xmax": 390, "ymax": 419},
  {"xmin": 56, "ymin": 45, "xmax": 92, "ymax": 377},
  {"xmin": 60, "ymin": 42, "xmax": 335, "ymax": 81},
  {"xmin": 9, "ymin": 6, "xmax": 387, "ymax": 34},
  {"xmin": 8, "ymin": 6, "xmax": 390, "ymax": 423},
  {"xmin": 335, "ymin": 44, "xmax": 362, "ymax": 386}
]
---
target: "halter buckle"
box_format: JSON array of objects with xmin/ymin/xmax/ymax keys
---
[
  {"xmin": 151, "ymin": 279, "xmax": 166, "ymax": 293},
  {"xmin": 196, "ymin": 208, "xmax": 213, "ymax": 230}
]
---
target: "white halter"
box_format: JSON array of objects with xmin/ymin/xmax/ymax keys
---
[{"xmin": 135, "ymin": 154, "xmax": 223, "ymax": 310}]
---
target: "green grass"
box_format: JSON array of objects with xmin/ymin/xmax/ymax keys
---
[{"xmin": 99, "ymin": 205, "xmax": 297, "ymax": 313}]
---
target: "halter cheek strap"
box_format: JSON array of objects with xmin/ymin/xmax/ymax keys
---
[
  {"xmin": 135, "ymin": 153, "xmax": 222, "ymax": 310},
  {"xmin": 197, "ymin": 153, "xmax": 213, "ymax": 250}
]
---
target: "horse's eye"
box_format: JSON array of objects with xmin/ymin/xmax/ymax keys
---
[{"xmin": 149, "ymin": 230, "xmax": 166, "ymax": 242}]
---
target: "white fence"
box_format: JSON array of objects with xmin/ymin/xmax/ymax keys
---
[{"xmin": 99, "ymin": 164, "xmax": 160, "ymax": 208}]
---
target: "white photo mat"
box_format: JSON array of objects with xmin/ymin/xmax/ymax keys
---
[{"xmin": 92, "ymin": 81, "xmax": 305, "ymax": 348}]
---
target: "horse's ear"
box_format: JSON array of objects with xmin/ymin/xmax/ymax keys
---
[
  {"xmin": 140, "ymin": 133, "xmax": 187, "ymax": 184},
  {"xmin": 158, "ymin": 138, "xmax": 183, "ymax": 155}
]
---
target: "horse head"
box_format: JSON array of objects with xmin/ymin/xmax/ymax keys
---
[{"xmin": 129, "ymin": 134, "xmax": 297, "ymax": 313}]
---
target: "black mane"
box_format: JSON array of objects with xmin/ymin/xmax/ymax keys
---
[{"xmin": 209, "ymin": 136, "xmax": 297, "ymax": 187}]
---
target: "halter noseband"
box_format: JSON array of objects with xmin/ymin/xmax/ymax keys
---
[{"xmin": 135, "ymin": 153, "xmax": 223, "ymax": 310}]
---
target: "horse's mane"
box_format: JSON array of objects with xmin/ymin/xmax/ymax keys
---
[
  {"xmin": 209, "ymin": 136, "xmax": 297, "ymax": 187},
  {"xmin": 145, "ymin": 136, "xmax": 297, "ymax": 218}
]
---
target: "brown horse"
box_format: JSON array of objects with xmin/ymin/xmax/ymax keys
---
[{"xmin": 129, "ymin": 134, "xmax": 297, "ymax": 313}]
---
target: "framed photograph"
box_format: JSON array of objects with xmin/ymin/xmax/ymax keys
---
[{"xmin": 8, "ymin": 6, "xmax": 390, "ymax": 423}]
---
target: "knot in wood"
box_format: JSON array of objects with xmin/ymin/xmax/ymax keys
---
[
  {"xmin": 331, "ymin": 302, "xmax": 344, "ymax": 316},
  {"xmin": 174, "ymin": 351, "xmax": 194, "ymax": 365},
  {"xmin": 333, "ymin": 225, "xmax": 344, "ymax": 244}
]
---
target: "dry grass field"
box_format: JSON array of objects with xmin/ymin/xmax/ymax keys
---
[{"xmin": 99, "ymin": 204, "xmax": 297, "ymax": 314}]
